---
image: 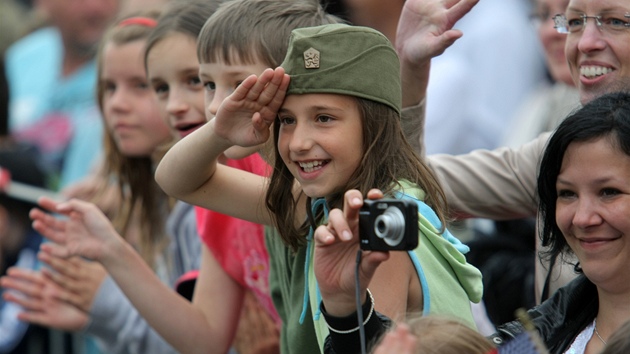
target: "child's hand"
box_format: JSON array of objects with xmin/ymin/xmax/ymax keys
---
[
  {"xmin": 31, "ymin": 197, "xmax": 124, "ymax": 263},
  {"xmin": 214, "ymin": 67, "xmax": 290, "ymax": 148},
  {"xmin": 37, "ymin": 253, "xmax": 107, "ymax": 312},
  {"xmin": 313, "ymin": 189, "xmax": 390, "ymax": 317},
  {"xmin": 61, "ymin": 174, "xmax": 122, "ymax": 220},
  {"xmin": 0, "ymin": 267, "xmax": 89, "ymax": 331}
]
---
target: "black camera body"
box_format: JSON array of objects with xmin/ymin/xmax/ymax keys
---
[{"xmin": 358, "ymin": 199, "xmax": 419, "ymax": 251}]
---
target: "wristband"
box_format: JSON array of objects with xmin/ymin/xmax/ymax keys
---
[{"xmin": 323, "ymin": 289, "xmax": 374, "ymax": 334}]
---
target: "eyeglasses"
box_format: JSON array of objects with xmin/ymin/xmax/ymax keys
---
[{"xmin": 553, "ymin": 13, "xmax": 630, "ymax": 34}]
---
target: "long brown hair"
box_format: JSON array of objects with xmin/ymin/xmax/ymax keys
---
[{"xmin": 94, "ymin": 10, "xmax": 171, "ymax": 268}]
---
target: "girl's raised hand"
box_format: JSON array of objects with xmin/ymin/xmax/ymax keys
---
[
  {"xmin": 31, "ymin": 197, "xmax": 124, "ymax": 263},
  {"xmin": 313, "ymin": 189, "xmax": 390, "ymax": 317},
  {"xmin": 213, "ymin": 67, "xmax": 290, "ymax": 147}
]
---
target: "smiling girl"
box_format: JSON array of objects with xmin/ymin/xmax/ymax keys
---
[{"xmin": 155, "ymin": 23, "xmax": 482, "ymax": 353}]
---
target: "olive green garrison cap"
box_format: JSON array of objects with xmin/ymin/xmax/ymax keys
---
[{"xmin": 280, "ymin": 24, "xmax": 401, "ymax": 115}]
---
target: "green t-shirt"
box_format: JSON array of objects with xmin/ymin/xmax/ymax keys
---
[
  {"xmin": 266, "ymin": 228, "xmax": 320, "ymax": 354},
  {"xmin": 265, "ymin": 181, "xmax": 483, "ymax": 353}
]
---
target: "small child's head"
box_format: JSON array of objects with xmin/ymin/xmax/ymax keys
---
[
  {"xmin": 144, "ymin": 0, "xmax": 224, "ymax": 139},
  {"xmin": 267, "ymin": 24, "xmax": 447, "ymax": 249},
  {"xmin": 373, "ymin": 315, "xmax": 495, "ymax": 354},
  {"xmin": 196, "ymin": 0, "xmax": 341, "ymax": 160}
]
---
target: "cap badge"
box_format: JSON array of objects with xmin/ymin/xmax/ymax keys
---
[{"xmin": 303, "ymin": 47, "xmax": 320, "ymax": 69}]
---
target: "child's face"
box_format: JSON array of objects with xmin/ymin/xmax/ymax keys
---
[
  {"xmin": 198, "ymin": 59, "xmax": 270, "ymax": 159},
  {"xmin": 277, "ymin": 93, "xmax": 363, "ymax": 198},
  {"xmin": 146, "ymin": 32, "xmax": 207, "ymax": 139},
  {"xmin": 101, "ymin": 41, "xmax": 171, "ymax": 157}
]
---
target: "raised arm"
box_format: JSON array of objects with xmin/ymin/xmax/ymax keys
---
[
  {"xmin": 396, "ymin": 0, "xmax": 478, "ymax": 108},
  {"xmin": 396, "ymin": 0, "xmax": 479, "ymax": 157},
  {"xmin": 426, "ymin": 132, "xmax": 549, "ymax": 219},
  {"xmin": 28, "ymin": 197, "xmax": 244, "ymax": 354},
  {"xmin": 155, "ymin": 68, "xmax": 289, "ymax": 225}
]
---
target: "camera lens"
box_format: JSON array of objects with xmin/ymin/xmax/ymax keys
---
[{"xmin": 374, "ymin": 206, "xmax": 405, "ymax": 247}]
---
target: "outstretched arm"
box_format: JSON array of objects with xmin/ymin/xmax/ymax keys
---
[
  {"xmin": 155, "ymin": 68, "xmax": 289, "ymax": 225},
  {"xmin": 426, "ymin": 132, "xmax": 547, "ymax": 219},
  {"xmin": 29, "ymin": 197, "xmax": 245, "ymax": 354}
]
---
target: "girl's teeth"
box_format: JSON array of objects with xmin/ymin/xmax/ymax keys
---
[{"xmin": 299, "ymin": 161, "xmax": 323, "ymax": 173}]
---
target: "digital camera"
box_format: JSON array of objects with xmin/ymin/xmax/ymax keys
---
[{"xmin": 358, "ymin": 199, "xmax": 418, "ymax": 251}]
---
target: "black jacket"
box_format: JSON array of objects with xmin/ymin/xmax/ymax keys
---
[
  {"xmin": 490, "ymin": 274, "xmax": 598, "ymax": 353},
  {"xmin": 324, "ymin": 275, "xmax": 597, "ymax": 354}
]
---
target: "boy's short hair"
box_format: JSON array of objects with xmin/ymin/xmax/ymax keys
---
[{"xmin": 197, "ymin": 0, "xmax": 342, "ymax": 67}]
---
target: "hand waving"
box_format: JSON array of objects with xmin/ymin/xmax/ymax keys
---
[
  {"xmin": 396, "ymin": 0, "xmax": 479, "ymax": 107},
  {"xmin": 396, "ymin": 0, "xmax": 479, "ymax": 65}
]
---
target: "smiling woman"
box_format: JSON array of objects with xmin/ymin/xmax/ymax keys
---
[{"xmin": 492, "ymin": 91, "xmax": 630, "ymax": 354}]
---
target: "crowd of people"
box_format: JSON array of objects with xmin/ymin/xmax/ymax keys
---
[{"xmin": 1, "ymin": 0, "xmax": 630, "ymax": 353}]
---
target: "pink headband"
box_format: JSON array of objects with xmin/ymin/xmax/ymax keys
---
[{"xmin": 117, "ymin": 17, "xmax": 158, "ymax": 28}]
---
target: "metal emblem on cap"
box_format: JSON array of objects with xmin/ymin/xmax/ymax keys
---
[{"xmin": 303, "ymin": 47, "xmax": 320, "ymax": 69}]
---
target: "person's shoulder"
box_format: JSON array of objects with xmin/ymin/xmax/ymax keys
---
[{"xmin": 5, "ymin": 27, "xmax": 61, "ymax": 62}]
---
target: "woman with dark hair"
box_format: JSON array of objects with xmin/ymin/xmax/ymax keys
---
[{"xmin": 492, "ymin": 91, "xmax": 630, "ymax": 354}]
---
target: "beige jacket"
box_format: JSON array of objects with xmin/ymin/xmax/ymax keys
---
[{"xmin": 402, "ymin": 103, "xmax": 577, "ymax": 304}]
